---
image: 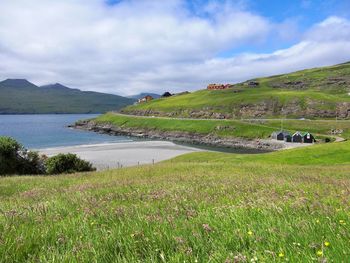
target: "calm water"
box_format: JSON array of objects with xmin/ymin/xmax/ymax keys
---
[{"xmin": 0, "ymin": 114, "xmax": 133, "ymax": 149}]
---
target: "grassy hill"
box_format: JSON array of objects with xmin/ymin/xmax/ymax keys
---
[
  {"xmin": 1, "ymin": 140, "xmax": 349, "ymax": 262},
  {"xmin": 121, "ymin": 62, "xmax": 350, "ymax": 119},
  {"xmin": 0, "ymin": 79, "xmax": 135, "ymax": 114},
  {"xmin": 92, "ymin": 113, "xmax": 350, "ymax": 140}
]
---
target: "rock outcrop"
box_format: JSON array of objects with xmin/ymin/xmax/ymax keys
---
[
  {"xmin": 72, "ymin": 120, "xmax": 284, "ymax": 151},
  {"xmin": 121, "ymin": 100, "xmax": 350, "ymax": 119}
]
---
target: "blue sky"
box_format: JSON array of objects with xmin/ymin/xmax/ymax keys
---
[{"xmin": 0, "ymin": 0, "xmax": 350, "ymax": 95}]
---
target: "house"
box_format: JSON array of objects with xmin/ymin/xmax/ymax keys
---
[
  {"xmin": 161, "ymin": 91, "xmax": 172, "ymax": 97},
  {"xmin": 303, "ymin": 132, "xmax": 315, "ymax": 143},
  {"xmin": 271, "ymin": 131, "xmax": 291, "ymax": 141},
  {"xmin": 248, "ymin": 81, "xmax": 259, "ymax": 87},
  {"xmin": 292, "ymin": 131, "xmax": 303, "ymax": 143},
  {"xmin": 284, "ymin": 134, "xmax": 292, "ymax": 142},
  {"xmin": 207, "ymin": 84, "xmax": 232, "ymax": 90},
  {"xmin": 138, "ymin": 95, "xmax": 153, "ymax": 103}
]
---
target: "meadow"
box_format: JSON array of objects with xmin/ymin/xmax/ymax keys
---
[{"xmin": 0, "ymin": 140, "xmax": 349, "ymax": 262}]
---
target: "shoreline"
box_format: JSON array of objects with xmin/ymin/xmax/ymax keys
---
[
  {"xmin": 72, "ymin": 120, "xmax": 308, "ymax": 152},
  {"xmin": 39, "ymin": 141, "xmax": 203, "ymax": 170}
]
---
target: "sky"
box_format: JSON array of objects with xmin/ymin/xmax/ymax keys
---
[{"xmin": 0, "ymin": 0, "xmax": 350, "ymax": 96}]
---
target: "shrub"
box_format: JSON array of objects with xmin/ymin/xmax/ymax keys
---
[
  {"xmin": 0, "ymin": 137, "xmax": 23, "ymax": 175},
  {"xmin": 45, "ymin": 153, "xmax": 96, "ymax": 175},
  {"xmin": 0, "ymin": 136, "xmax": 45, "ymax": 175}
]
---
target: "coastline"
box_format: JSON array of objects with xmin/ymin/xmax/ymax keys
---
[
  {"xmin": 39, "ymin": 141, "xmax": 203, "ymax": 170},
  {"xmin": 72, "ymin": 120, "xmax": 302, "ymax": 151}
]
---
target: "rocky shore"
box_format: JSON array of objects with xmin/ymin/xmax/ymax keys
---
[{"xmin": 72, "ymin": 120, "xmax": 287, "ymax": 151}]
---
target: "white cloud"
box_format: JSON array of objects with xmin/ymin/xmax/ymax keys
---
[{"xmin": 0, "ymin": 0, "xmax": 349, "ymax": 95}]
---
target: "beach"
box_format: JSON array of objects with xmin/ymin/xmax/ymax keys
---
[{"xmin": 39, "ymin": 140, "xmax": 203, "ymax": 170}]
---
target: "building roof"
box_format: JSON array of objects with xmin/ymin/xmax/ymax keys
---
[
  {"xmin": 272, "ymin": 131, "xmax": 291, "ymax": 136},
  {"xmin": 292, "ymin": 131, "xmax": 302, "ymax": 136}
]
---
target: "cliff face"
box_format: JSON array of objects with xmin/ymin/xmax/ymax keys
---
[{"xmin": 122, "ymin": 100, "xmax": 350, "ymax": 119}]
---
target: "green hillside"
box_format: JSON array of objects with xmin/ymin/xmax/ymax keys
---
[
  {"xmin": 122, "ymin": 62, "xmax": 350, "ymax": 119},
  {"xmin": 94, "ymin": 112, "xmax": 350, "ymax": 140},
  {"xmin": 0, "ymin": 79, "xmax": 135, "ymax": 114},
  {"xmin": 1, "ymin": 140, "xmax": 349, "ymax": 262}
]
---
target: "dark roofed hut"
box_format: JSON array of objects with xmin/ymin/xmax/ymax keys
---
[
  {"xmin": 162, "ymin": 91, "xmax": 172, "ymax": 98},
  {"xmin": 292, "ymin": 131, "xmax": 303, "ymax": 143},
  {"xmin": 271, "ymin": 131, "xmax": 291, "ymax": 141},
  {"xmin": 284, "ymin": 134, "xmax": 292, "ymax": 142},
  {"xmin": 248, "ymin": 81, "xmax": 259, "ymax": 87},
  {"xmin": 303, "ymin": 132, "xmax": 315, "ymax": 143}
]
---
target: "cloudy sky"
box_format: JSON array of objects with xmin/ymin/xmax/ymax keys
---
[{"xmin": 1, "ymin": 0, "xmax": 350, "ymax": 95}]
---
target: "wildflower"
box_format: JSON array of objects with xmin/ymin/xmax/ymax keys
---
[
  {"xmin": 278, "ymin": 252, "xmax": 284, "ymax": 258},
  {"xmin": 250, "ymin": 256, "xmax": 258, "ymax": 262},
  {"xmin": 316, "ymin": 219, "xmax": 320, "ymax": 223},
  {"xmin": 202, "ymin": 224, "xmax": 212, "ymax": 232},
  {"xmin": 324, "ymin": 241, "xmax": 330, "ymax": 247},
  {"xmin": 339, "ymin": 220, "xmax": 346, "ymax": 225},
  {"xmin": 316, "ymin": 250, "xmax": 323, "ymax": 257},
  {"xmin": 248, "ymin": 230, "xmax": 253, "ymax": 236}
]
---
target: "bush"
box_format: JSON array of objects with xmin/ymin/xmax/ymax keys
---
[
  {"xmin": 0, "ymin": 136, "xmax": 45, "ymax": 175},
  {"xmin": 45, "ymin": 153, "xmax": 96, "ymax": 175},
  {"xmin": 0, "ymin": 137, "xmax": 23, "ymax": 175},
  {"xmin": 0, "ymin": 136, "xmax": 95, "ymax": 176}
]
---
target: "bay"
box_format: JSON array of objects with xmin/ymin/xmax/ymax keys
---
[{"xmin": 0, "ymin": 114, "xmax": 133, "ymax": 149}]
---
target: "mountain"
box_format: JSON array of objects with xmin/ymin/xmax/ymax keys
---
[
  {"xmin": 40, "ymin": 83, "xmax": 80, "ymax": 92},
  {"xmin": 0, "ymin": 79, "xmax": 135, "ymax": 114},
  {"xmin": 121, "ymin": 62, "xmax": 350, "ymax": 119},
  {"xmin": 127, "ymin": 93, "xmax": 161, "ymax": 99}
]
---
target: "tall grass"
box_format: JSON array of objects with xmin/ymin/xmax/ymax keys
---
[{"xmin": 1, "ymin": 141, "xmax": 350, "ymax": 262}]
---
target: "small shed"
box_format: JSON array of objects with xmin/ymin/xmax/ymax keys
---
[
  {"xmin": 162, "ymin": 92, "xmax": 172, "ymax": 98},
  {"xmin": 292, "ymin": 131, "xmax": 303, "ymax": 143},
  {"xmin": 303, "ymin": 132, "xmax": 315, "ymax": 143},
  {"xmin": 271, "ymin": 131, "xmax": 291, "ymax": 141},
  {"xmin": 248, "ymin": 81, "xmax": 259, "ymax": 87},
  {"xmin": 284, "ymin": 134, "xmax": 292, "ymax": 142}
]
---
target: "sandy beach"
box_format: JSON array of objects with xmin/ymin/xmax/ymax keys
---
[{"xmin": 39, "ymin": 141, "xmax": 203, "ymax": 170}]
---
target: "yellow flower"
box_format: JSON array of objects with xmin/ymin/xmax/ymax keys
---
[
  {"xmin": 278, "ymin": 252, "xmax": 284, "ymax": 258},
  {"xmin": 339, "ymin": 220, "xmax": 346, "ymax": 225},
  {"xmin": 324, "ymin": 241, "xmax": 330, "ymax": 247},
  {"xmin": 248, "ymin": 231, "xmax": 253, "ymax": 236},
  {"xmin": 316, "ymin": 219, "xmax": 320, "ymax": 223},
  {"xmin": 316, "ymin": 250, "xmax": 323, "ymax": 257}
]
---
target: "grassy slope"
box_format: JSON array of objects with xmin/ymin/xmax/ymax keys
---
[
  {"xmin": 122, "ymin": 62, "xmax": 350, "ymax": 117},
  {"xmin": 1, "ymin": 141, "xmax": 350, "ymax": 262},
  {"xmin": 94, "ymin": 113, "xmax": 350, "ymax": 140}
]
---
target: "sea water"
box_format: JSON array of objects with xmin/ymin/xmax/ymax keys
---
[{"xmin": 0, "ymin": 114, "xmax": 133, "ymax": 149}]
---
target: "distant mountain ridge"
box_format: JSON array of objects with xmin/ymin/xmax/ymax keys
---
[
  {"xmin": 40, "ymin": 83, "xmax": 80, "ymax": 91},
  {"xmin": 0, "ymin": 79, "xmax": 135, "ymax": 114}
]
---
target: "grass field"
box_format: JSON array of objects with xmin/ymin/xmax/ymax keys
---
[
  {"xmin": 1, "ymin": 140, "xmax": 349, "ymax": 262},
  {"xmin": 94, "ymin": 113, "xmax": 350, "ymax": 140},
  {"xmin": 122, "ymin": 62, "xmax": 350, "ymax": 118}
]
